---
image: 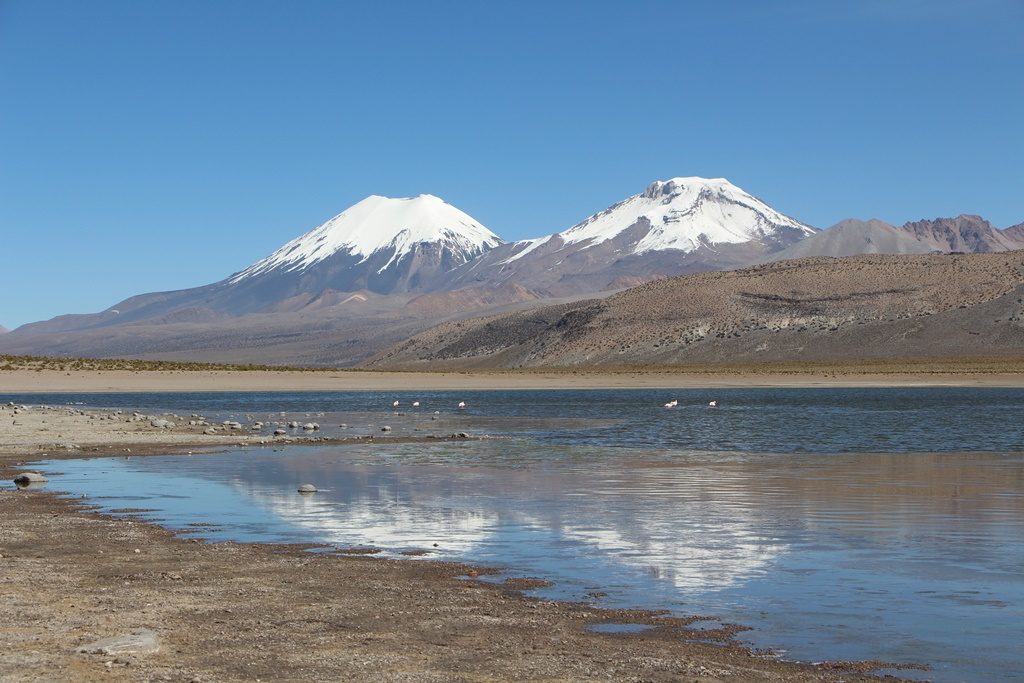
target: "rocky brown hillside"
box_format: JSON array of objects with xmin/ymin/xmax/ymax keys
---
[
  {"xmin": 369, "ymin": 252, "xmax": 1024, "ymax": 369},
  {"xmin": 1005, "ymin": 222, "xmax": 1024, "ymax": 242},
  {"xmin": 766, "ymin": 219, "xmax": 935, "ymax": 261},
  {"xmin": 899, "ymin": 215, "xmax": 1022, "ymax": 252}
]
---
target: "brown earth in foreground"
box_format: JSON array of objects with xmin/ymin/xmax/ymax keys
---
[{"xmin": 0, "ymin": 406, "xmax": 915, "ymax": 682}]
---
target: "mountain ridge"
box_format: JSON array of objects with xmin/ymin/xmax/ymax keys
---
[
  {"xmin": 443, "ymin": 177, "xmax": 815, "ymax": 296},
  {"xmin": 1000, "ymin": 221, "xmax": 1024, "ymax": 242},
  {"xmin": 229, "ymin": 194, "xmax": 502, "ymax": 284},
  {"xmin": 4, "ymin": 178, "xmax": 1022, "ymax": 366},
  {"xmin": 899, "ymin": 214, "xmax": 1021, "ymax": 253},
  {"xmin": 369, "ymin": 252, "xmax": 1024, "ymax": 370},
  {"xmin": 766, "ymin": 219, "xmax": 937, "ymax": 261}
]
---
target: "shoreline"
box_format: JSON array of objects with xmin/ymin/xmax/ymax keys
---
[
  {"xmin": 0, "ymin": 404, "xmax": 919, "ymax": 682},
  {"xmin": 2, "ymin": 367, "xmax": 1024, "ymax": 393}
]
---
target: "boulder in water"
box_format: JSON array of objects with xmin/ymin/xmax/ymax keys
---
[{"xmin": 13, "ymin": 472, "xmax": 48, "ymax": 487}]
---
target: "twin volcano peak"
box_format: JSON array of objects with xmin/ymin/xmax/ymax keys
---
[
  {"xmin": 232, "ymin": 193, "xmax": 502, "ymax": 282},
  {"xmin": 551, "ymin": 176, "xmax": 813, "ymax": 256},
  {"xmin": 228, "ymin": 176, "xmax": 811, "ymax": 295}
]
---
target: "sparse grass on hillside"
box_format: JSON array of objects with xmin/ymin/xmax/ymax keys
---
[
  {"xmin": 371, "ymin": 252, "xmax": 1024, "ymax": 370},
  {"xmin": 355, "ymin": 357, "xmax": 1024, "ymax": 376},
  {"xmin": 0, "ymin": 355, "xmax": 322, "ymax": 373},
  {"xmin": 478, "ymin": 357, "xmax": 1024, "ymax": 376},
  {"xmin": 2, "ymin": 354, "xmax": 1022, "ymax": 376}
]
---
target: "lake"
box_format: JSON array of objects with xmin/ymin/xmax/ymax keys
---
[{"xmin": 6, "ymin": 388, "xmax": 1024, "ymax": 682}]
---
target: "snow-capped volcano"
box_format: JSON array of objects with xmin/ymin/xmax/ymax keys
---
[
  {"xmin": 448, "ymin": 177, "xmax": 815, "ymax": 295},
  {"xmin": 504, "ymin": 177, "xmax": 812, "ymax": 264},
  {"xmin": 232, "ymin": 194, "xmax": 501, "ymax": 282},
  {"xmin": 2, "ymin": 177, "xmax": 816, "ymax": 361},
  {"xmin": 579, "ymin": 176, "xmax": 811, "ymax": 250},
  {"xmin": 8, "ymin": 193, "xmax": 504, "ymax": 336}
]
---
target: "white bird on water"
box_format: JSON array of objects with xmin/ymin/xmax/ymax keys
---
[
  {"xmin": 458, "ymin": 401, "xmax": 466, "ymax": 409},
  {"xmin": 708, "ymin": 400, "xmax": 717, "ymax": 407},
  {"xmin": 392, "ymin": 400, "xmax": 400, "ymax": 408},
  {"xmin": 412, "ymin": 401, "xmax": 420, "ymax": 408},
  {"xmin": 663, "ymin": 399, "xmax": 678, "ymax": 408}
]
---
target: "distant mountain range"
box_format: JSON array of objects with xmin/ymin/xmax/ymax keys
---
[
  {"xmin": 2, "ymin": 177, "xmax": 1021, "ymax": 365},
  {"xmin": 770, "ymin": 215, "xmax": 1024, "ymax": 261},
  {"xmin": 767, "ymin": 219, "xmax": 935, "ymax": 261}
]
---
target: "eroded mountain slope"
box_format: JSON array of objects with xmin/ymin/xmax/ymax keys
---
[{"xmin": 370, "ymin": 252, "xmax": 1024, "ymax": 368}]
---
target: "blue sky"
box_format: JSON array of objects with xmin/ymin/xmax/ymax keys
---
[{"xmin": 1, "ymin": 0, "xmax": 1022, "ymax": 329}]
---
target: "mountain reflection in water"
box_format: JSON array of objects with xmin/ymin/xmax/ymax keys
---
[
  {"xmin": 40, "ymin": 442, "xmax": 1024, "ymax": 682},
  {"xmin": 17, "ymin": 387, "xmax": 1024, "ymax": 683}
]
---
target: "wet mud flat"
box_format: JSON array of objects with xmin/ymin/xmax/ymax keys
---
[
  {"xmin": 0, "ymin": 486, "xmax": 904, "ymax": 683},
  {"xmin": 35, "ymin": 443, "xmax": 1024, "ymax": 681},
  {"xmin": 0, "ymin": 403, "xmax": 918, "ymax": 682}
]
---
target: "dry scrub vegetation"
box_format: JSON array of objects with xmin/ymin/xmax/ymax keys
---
[
  {"xmin": 372, "ymin": 252, "xmax": 1024, "ymax": 369},
  {"xmin": 0, "ymin": 355, "xmax": 316, "ymax": 373}
]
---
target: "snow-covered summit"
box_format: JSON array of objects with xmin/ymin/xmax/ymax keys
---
[
  {"xmin": 502, "ymin": 177, "xmax": 812, "ymax": 264},
  {"xmin": 232, "ymin": 194, "xmax": 502, "ymax": 282}
]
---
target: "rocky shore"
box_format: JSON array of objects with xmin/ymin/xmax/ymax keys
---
[{"xmin": 1, "ymin": 404, "xmax": 918, "ymax": 682}]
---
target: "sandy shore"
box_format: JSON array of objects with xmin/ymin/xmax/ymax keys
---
[
  {"xmin": 0, "ymin": 405, "xmax": 922, "ymax": 681},
  {"xmin": 2, "ymin": 367, "xmax": 1023, "ymax": 393}
]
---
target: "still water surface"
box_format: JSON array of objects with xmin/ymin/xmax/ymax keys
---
[{"xmin": 7, "ymin": 388, "xmax": 1024, "ymax": 682}]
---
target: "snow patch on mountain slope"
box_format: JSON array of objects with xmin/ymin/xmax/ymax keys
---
[
  {"xmin": 499, "ymin": 237, "xmax": 548, "ymax": 264},
  {"xmin": 502, "ymin": 177, "xmax": 812, "ymax": 264},
  {"xmin": 231, "ymin": 194, "xmax": 501, "ymax": 282}
]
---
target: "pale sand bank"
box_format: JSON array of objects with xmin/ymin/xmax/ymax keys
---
[{"xmin": 2, "ymin": 368, "xmax": 1023, "ymax": 393}]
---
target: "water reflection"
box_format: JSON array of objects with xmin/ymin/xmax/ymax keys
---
[
  {"xmin": 243, "ymin": 477, "xmax": 495, "ymax": 554},
  {"xmin": 37, "ymin": 441, "xmax": 1024, "ymax": 682},
  {"xmin": 230, "ymin": 454, "xmax": 789, "ymax": 593}
]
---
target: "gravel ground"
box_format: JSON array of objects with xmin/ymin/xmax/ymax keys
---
[{"xmin": 0, "ymin": 405, "xmax": 915, "ymax": 682}]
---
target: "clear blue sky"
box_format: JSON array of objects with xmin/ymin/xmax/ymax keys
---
[{"xmin": 1, "ymin": 0, "xmax": 1022, "ymax": 329}]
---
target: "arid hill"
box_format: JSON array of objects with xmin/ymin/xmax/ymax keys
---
[
  {"xmin": 766, "ymin": 219, "xmax": 935, "ymax": 261},
  {"xmin": 369, "ymin": 252, "xmax": 1024, "ymax": 369},
  {"xmin": 900, "ymin": 215, "xmax": 1021, "ymax": 253}
]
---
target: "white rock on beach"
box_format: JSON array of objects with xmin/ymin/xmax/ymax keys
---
[{"xmin": 77, "ymin": 629, "xmax": 160, "ymax": 656}]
